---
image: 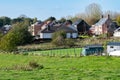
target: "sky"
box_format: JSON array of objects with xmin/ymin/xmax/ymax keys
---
[{"xmin": 0, "ymin": 0, "xmax": 120, "ymax": 20}]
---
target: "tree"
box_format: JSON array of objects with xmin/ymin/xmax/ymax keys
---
[
  {"xmin": 85, "ymin": 3, "xmax": 102, "ymax": 25},
  {"xmin": 0, "ymin": 19, "xmax": 3, "ymax": 27},
  {"xmin": 33, "ymin": 17, "xmax": 38, "ymax": 23},
  {"xmin": 104, "ymin": 11, "xmax": 120, "ymax": 21},
  {"xmin": 11, "ymin": 22, "xmax": 33, "ymax": 45},
  {"xmin": 11, "ymin": 17, "xmax": 34, "ymax": 26},
  {"xmin": 0, "ymin": 16, "xmax": 11, "ymax": 27},
  {"xmin": 117, "ymin": 16, "xmax": 120, "ymax": 26},
  {"xmin": 45, "ymin": 16, "xmax": 56, "ymax": 21},
  {"xmin": 0, "ymin": 32, "xmax": 17, "ymax": 52},
  {"xmin": 58, "ymin": 17, "xmax": 66, "ymax": 23},
  {"xmin": 0, "ymin": 22, "xmax": 33, "ymax": 52}
]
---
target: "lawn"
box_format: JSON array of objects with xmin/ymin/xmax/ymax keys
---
[
  {"xmin": 26, "ymin": 48, "xmax": 82, "ymax": 57},
  {"xmin": 0, "ymin": 53, "xmax": 120, "ymax": 80}
]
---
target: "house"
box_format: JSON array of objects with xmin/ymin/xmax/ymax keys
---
[
  {"xmin": 73, "ymin": 19, "xmax": 90, "ymax": 34},
  {"xmin": 38, "ymin": 25, "xmax": 78, "ymax": 39},
  {"xmin": 28, "ymin": 21, "xmax": 43, "ymax": 36},
  {"xmin": 38, "ymin": 23, "xmax": 78, "ymax": 39},
  {"xmin": 28, "ymin": 20, "xmax": 53, "ymax": 37},
  {"xmin": 113, "ymin": 27, "xmax": 120, "ymax": 37},
  {"xmin": 56, "ymin": 26, "xmax": 78, "ymax": 38},
  {"xmin": 107, "ymin": 42, "xmax": 120, "ymax": 54},
  {"xmin": 90, "ymin": 15, "xmax": 116, "ymax": 36},
  {"xmin": 81, "ymin": 44, "xmax": 104, "ymax": 56},
  {"xmin": 0, "ymin": 25, "xmax": 11, "ymax": 34}
]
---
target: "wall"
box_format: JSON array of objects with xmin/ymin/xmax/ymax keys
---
[
  {"xmin": 107, "ymin": 45, "xmax": 120, "ymax": 53},
  {"xmin": 66, "ymin": 33, "xmax": 78, "ymax": 38},
  {"xmin": 40, "ymin": 33, "xmax": 52, "ymax": 39}
]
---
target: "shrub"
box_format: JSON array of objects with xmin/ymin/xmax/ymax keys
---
[
  {"xmin": 29, "ymin": 61, "xmax": 44, "ymax": 69},
  {"xmin": 13, "ymin": 64, "xmax": 32, "ymax": 71},
  {"xmin": 52, "ymin": 30, "xmax": 66, "ymax": 46},
  {"xmin": 65, "ymin": 39, "xmax": 75, "ymax": 47},
  {"xmin": 10, "ymin": 61, "xmax": 44, "ymax": 71}
]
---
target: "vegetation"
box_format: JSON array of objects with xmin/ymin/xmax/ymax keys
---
[
  {"xmin": 116, "ymin": 16, "xmax": 120, "ymax": 26},
  {"xmin": 52, "ymin": 30, "xmax": 66, "ymax": 46},
  {"xmin": 0, "ymin": 32, "xmax": 17, "ymax": 52},
  {"xmin": 0, "ymin": 16, "xmax": 11, "ymax": 27},
  {"xmin": 52, "ymin": 30, "xmax": 75, "ymax": 47},
  {"xmin": 0, "ymin": 54, "xmax": 120, "ymax": 80},
  {"xmin": 0, "ymin": 22, "xmax": 33, "ymax": 52},
  {"xmin": 85, "ymin": 3, "xmax": 102, "ymax": 25},
  {"xmin": 11, "ymin": 22, "xmax": 33, "ymax": 45}
]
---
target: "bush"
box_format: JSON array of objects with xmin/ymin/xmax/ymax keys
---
[
  {"xmin": 52, "ymin": 30, "xmax": 66, "ymax": 46},
  {"xmin": 65, "ymin": 39, "xmax": 75, "ymax": 47},
  {"xmin": 29, "ymin": 61, "xmax": 44, "ymax": 69},
  {"xmin": 9, "ymin": 61, "xmax": 44, "ymax": 71}
]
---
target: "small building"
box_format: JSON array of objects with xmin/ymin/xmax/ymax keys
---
[
  {"xmin": 107, "ymin": 42, "xmax": 120, "ymax": 54},
  {"xmin": 82, "ymin": 44, "xmax": 104, "ymax": 56}
]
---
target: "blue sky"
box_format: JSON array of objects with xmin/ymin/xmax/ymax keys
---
[{"xmin": 0, "ymin": 0, "xmax": 119, "ymax": 20}]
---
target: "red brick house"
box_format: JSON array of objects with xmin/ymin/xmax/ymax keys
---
[{"xmin": 90, "ymin": 15, "xmax": 116, "ymax": 36}]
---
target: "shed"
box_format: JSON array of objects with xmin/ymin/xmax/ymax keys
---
[
  {"xmin": 107, "ymin": 42, "xmax": 120, "ymax": 54},
  {"xmin": 82, "ymin": 44, "xmax": 104, "ymax": 56}
]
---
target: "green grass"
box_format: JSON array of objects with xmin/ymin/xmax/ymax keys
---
[
  {"xmin": 26, "ymin": 48, "xmax": 82, "ymax": 57},
  {"xmin": 0, "ymin": 53, "xmax": 120, "ymax": 80}
]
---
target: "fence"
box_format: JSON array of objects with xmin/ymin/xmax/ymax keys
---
[{"xmin": 26, "ymin": 48, "xmax": 82, "ymax": 57}]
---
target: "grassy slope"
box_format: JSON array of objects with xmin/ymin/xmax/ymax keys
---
[{"xmin": 0, "ymin": 54, "xmax": 120, "ymax": 80}]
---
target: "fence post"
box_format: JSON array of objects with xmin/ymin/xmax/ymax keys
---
[{"xmin": 74, "ymin": 47, "xmax": 76, "ymax": 57}]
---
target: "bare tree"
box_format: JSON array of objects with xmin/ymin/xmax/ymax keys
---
[
  {"xmin": 104, "ymin": 11, "xmax": 120, "ymax": 21},
  {"xmin": 85, "ymin": 3, "xmax": 102, "ymax": 25}
]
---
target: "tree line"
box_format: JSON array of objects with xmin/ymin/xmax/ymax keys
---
[
  {"xmin": 0, "ymin": 16, "xmax": 39, "ymax": 28},
  {"xmin": 64, "ymin": 3, "xmax": 120, "ymax": 26}
]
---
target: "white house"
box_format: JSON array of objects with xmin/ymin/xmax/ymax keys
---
[
  {"xmin": 107, "ymin": 42, "xmax": 120, "ymax": 56},
  {"xmin": 113, "ymin": 27, "xmax": 120, "ymax": 37},
  {"xmin": 38, "ymin": 25, "xmax": 78, "ymax": 39}
]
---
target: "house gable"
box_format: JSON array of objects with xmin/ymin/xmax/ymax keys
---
[{"xmin": 73, "ymin": 19, "xmax": 90, "ymax": 34}]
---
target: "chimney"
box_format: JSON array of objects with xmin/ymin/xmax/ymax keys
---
[
  {"xmin": 101, "ymin": 15, "xmax": 104, "ymax": 18},
  {"xmin": 108, "ymin": 14, "xmax": 110, "ymax": 19},
  {"xmin": 47, "ymin": 25, "xmax": 50, "ymax": 31}
]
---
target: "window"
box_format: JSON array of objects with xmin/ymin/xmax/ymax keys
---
[
  {"xmin": 118, "ymin": 29, "xmax": 120, "ymax": 31},
  {"xmin": 110, "ymin": 46, "xmax": 114, "ymax": 48}
]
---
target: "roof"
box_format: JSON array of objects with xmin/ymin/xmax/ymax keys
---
[
  {"xmin": 114, "ymin": 27, "xmax": 120, "ymax": 32},
  {"xmin": 73, "ymin": 19, "xmax": 83, "ymax": 25},
  {"xmin": 84, "ymin": 44, "xmax": 103, "ymax": 48},
  {"xmin": 107, "ymin": 42, "xmax": 120, "ymax": 46},
  {"xmin": 94, "ymin": 18, "xmax": 108, "ymax": 26},
  {"xmin": 39, "ymin": 27, "xmax": 55, "ymax": 33},
  {"xmin": 56, "ymin": 26, "xmax": 78, "ymax": 33}
]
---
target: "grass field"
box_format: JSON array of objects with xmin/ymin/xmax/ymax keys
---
[
  {"xmin": 0, "ymin": 53, "xmax": 120, "ymax": 80},
  {"xmin": 26, "ymin": 48, "xmax": 82, "ymax": 57}
]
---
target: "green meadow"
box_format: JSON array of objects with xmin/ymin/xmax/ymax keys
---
[{"xmin": 0, "ymin": 53, "xmax": 120, "ymax": 80}]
